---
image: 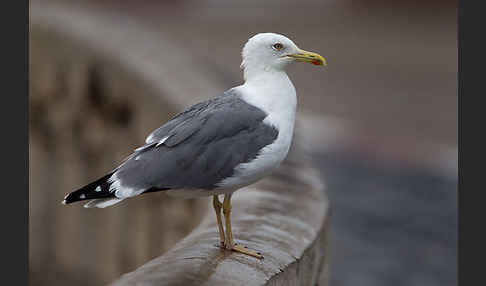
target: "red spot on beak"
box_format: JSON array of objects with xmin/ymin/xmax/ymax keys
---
[{"xmin": 312, "ymin": 60, "xmax": 321, "ymax": 66}]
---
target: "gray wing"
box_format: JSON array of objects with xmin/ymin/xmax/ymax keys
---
[
  {"xmin": 143, "ymin": 100, "xmax": 212, "ymax": 147},
  {"xmin": 113, "ymin": 91, "xmax": 278, "ymax": 193}
]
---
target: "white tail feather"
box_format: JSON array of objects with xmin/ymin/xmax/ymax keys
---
[{"xmin": 83, "ymin": 198, "xmax": 124, "ymax": 208}]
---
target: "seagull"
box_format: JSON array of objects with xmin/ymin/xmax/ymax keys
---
[{"xmin": 62, "ymin": 32, "xmax": 326, "ymax": 259}]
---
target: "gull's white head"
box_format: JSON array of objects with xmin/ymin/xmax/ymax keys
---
[{"xmin": 241, "ymin": 33, "xmax": 326, "ymax": 80}]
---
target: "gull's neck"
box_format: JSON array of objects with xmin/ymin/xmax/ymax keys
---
[
  {"xmin": 238, "ymin": 67, "xmax": 297, "ymax": 170},
  {"xmin": 238, "ymin": 68, "xmax": 297, "ymax": 130},
  {"xmin": 244, "ymin": 67, "xmax": 286, "ymax": 83},
  {"xmin": 243, "ymin": 61, "xmax": 287, "ymax": 82}
]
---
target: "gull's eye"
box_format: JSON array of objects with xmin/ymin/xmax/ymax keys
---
[{"xmin": 272, "ymin": 43, "xmax": 284, "ymax": 51}]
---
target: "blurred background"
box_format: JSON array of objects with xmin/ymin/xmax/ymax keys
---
[{"xmin": 30, "ymin": 0, "xmax": 457, "ymax": 285}]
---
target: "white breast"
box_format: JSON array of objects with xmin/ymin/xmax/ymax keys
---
[{"xmin": 217, "ymin": 71, "xmax": 297, "ymax": 190}]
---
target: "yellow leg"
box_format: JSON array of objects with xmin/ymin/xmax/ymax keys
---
[
  {"xmin": 222, "ymin": 194, "xmax": 263, "ymax": 259},
  {"xmin": 212, "ymin": 195, "xmax": 225, "ymax": 247},
  {"xmin": 222, "ymin": 194, "xmax": 234, "ymax": 249}
]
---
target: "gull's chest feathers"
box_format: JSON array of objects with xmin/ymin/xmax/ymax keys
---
[{"xmin": 217, "ymin": 73, "xmax": 297, "ymax": 189}]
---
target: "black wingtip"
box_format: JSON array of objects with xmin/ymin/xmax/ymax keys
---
[
  {"xmin": 62, "ymin": 191, "xmax": 85, "ymax": 204},
  {"xmin": 62, "ymin": 172, "xmax": 116, "ymax": 205}
]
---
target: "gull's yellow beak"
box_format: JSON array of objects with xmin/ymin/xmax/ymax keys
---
[{"xmin": 287, "ymin": 49, "xmax": 326, "ymax": 66}]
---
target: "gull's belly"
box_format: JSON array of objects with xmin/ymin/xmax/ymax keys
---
[
  {"xmin": 238, "ymin": 135, "xmax": 291, "ymax": 183},
  {"xmin": 216, "ymin": 118, "xmax": 295, "ymax": 190}
]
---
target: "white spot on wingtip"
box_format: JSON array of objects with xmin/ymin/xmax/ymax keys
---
[
  {"xmin": 62, "ymin": 194, "xmax": 69, "ymax": 204},
  {"xmin": 95, "ymin": 186, "xmax": 101, "ymax": 192},
  {"xmin": 79, "ymin": 194, "xmax": 86, "ymax": 199}
]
